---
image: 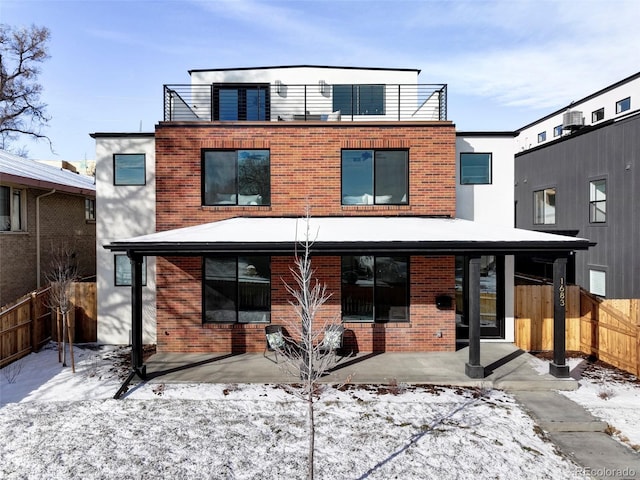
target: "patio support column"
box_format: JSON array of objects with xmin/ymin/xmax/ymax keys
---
[
  {"xmin": 549, "ymin": 255, "xmax": 570, "ymax": 378},
  {"xmin": 465, "ymin": 255, "xmax": 484, "ymax": 378},
  {"xmin": 129, "ymin": 252, "xmax": 146, "ymax": 377}
]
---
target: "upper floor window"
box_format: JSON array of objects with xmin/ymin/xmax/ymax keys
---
[
  {"xmin": 342, "ymin": 255, "xmax": 409, "ymax": 323},
  {"xmin": 589, "ymin": 268, "xmax": 606, "ymax": 297},
  {"xmin": 342, "ymin": 150, "xmax": 408, "ymax": 205},
  {"xmin": 553, "ymin": 125, "xmax": 563, "ymax": 137},
  {"xmin": 616, "ymin": 97, "xmax": 630, "ymax": 114},
  {"xmin": 589, "ymin": 179, "xmax": 606, "ymax": 223},
  {"xmin": 115, "ymin": 254, "xmax": 147, "ymax": 286},
  {"xmin": 460, "ymin": 153, "xmax": 492, "ymax": 185},
  {"xmin": 534, "ymin": 187, "xmax": 556, "ymax": 225},
  {"xmin": 592, "ymin": 108, "xmax": 604, "ymax": 122},
  {"xmin": 202, "ymin": 150, "xmax": 270, "ymax": 206},
  {"xmin": 213, "ymin": 84, "xmax": 269, "ymax": 121},
  {"xmin": 333, "ymin": 84, "xmax": 385, "ymax": 116},
  {"xmin": 114, "ymin": 154, "xmax": 145, "ymax": 185},
  {"xmin": 203, "ymin": 256, "xmax": 271, "ymax": 323},
  {"xmin": 537, "ymin": 131, "xmax": 546, "ymax": 143},
  {"xmin": 0, "ymin": 185, "xmax": 24, "ymax": 232}
]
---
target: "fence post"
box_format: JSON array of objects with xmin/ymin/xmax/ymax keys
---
[{"xmin": 30, "ymin": 292, "xmax": 37, "ymax": 353}]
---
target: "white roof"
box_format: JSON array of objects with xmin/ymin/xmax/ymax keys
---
[
  {"xmin": 0, "ymin": 149, "xmax": 95, "ymax": 195},
  {"xmin": 107, "ymin": 216, "xmax": 593, "ymax": 254}
]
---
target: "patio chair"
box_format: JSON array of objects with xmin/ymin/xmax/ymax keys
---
[
  {"xmin": 264, "ymin": 325, "xmax": 286, "ymax": 363},
  {"xmin": 317, "ymin": 324, "xmax": 345, "ymax": 363}
]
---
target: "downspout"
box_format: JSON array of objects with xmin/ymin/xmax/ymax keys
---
[{"xmin": 36, "ymin": 189, "xmax": 56, "ymax": 288}]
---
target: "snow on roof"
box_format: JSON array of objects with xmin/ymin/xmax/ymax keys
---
[
  {"xmin": 0, "ymin": 149, "xmax": 95, "ymax": 195},
  {"xmin": 106, "ymin": 216, "xmax": 594, "ymax": 254}
]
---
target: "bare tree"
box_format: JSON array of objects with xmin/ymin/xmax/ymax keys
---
[
  {"xmin": 0, "ymin": 24, "xmax": 51, "ymax": 153},
  {"xmin": 276, "ymin": 211, "xmax": 347, "ymax": 480},
  {"xmin": 46, "ymin": 244, "xmax": 78, "ymax": 373}
]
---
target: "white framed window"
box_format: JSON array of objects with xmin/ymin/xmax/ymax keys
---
[
  {"xmin": 589, "ymin": 179, "xmax": 606, "ymax": 223},
  {"xmin": 534, "ymin": 187, "xmax": 556, "ymax": 225},
  {"xmin": 589, "ymin": 269, "xmax": 606, "ymax": 297},
  {"xmin": 0, "ymin": 185, "xmax": 25, "ymax": 232},
  {"xmin": 616, "ymin": 97, "xmax": 630, "ymax": 114},
  {"xmin": 592, "ymin": 108, "xmax": 604, "ymax": 122}
]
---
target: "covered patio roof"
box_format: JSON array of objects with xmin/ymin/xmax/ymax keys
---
[{"xmin": 104, "ymin": 216, "xmax": 594, "ymax": 255}]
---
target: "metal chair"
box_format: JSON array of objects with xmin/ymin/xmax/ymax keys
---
[
  {"xmin": 264, "ymin": 325, "xmax": 286, "ymax": 363},
  {"xmin": 317, "ymin": 324, "xmax": 345, "ymax": 363}
]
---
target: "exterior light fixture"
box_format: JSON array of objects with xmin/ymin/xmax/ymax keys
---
[
  {"xmin": 275, "ymin": 80, "xmax": 283, "ymax": 96},
  {"xmin": 319, "ymin": 80, "xmax": 327, "ymax": 95}
]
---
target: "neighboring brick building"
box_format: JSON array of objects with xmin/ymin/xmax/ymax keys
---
[
  {"xmin": 0, "ymin": 150, "xmax": 96, "ymax": 306},
  {"xmin": 95, "ymin": 66, "xmax": 590, "ymax": 378}
]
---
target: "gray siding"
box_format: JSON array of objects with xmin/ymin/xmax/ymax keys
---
[{"xmin": 515, "ymin": 114, "xmax": 640, "ymax": 298}]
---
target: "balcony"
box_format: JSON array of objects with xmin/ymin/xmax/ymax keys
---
[{"xmin": 163, "ymin": 83, "xmax": 447, "ymax": 122}]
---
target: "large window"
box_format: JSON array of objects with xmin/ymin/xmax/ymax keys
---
[
  {"xmin": 342, "ymin": 150, "xmax": 408, "ymax": 205},
  {"xmin": 0, "ymin": 185, "xmax": 24, "ymax": 232},
  {"xmin": 460, "ymin": 152, "xmax": 492, "ymax": 185},
  {"xmin": 213, "ymin": 84, "xmax": 269, "ymax": 121},
  {"xmin": 534, "ymin": 187, "xmax": 556, "ymax": 224},
  {"xmin": 616, "ymin": 97, "xmax": 631, "ymax": 114},
  {"xmin": 203, "ymin": 256, "xmax": 271, "ymax": 323},
  {"xmin": 115, "ymin": 255, "xmax": 147, "ymax": 286},
  {"xmin": 333, "ymin": 84, "xmax": 384, "ymax": 116},
  {"xmin": 114, "ymin": 154, "xmax": 145, "ymax": 185},
  {"xmin": 341, "ymin": 256, "xmax": 409, "ymax": 322},
  {"xmin": 202, "ymin": 150, "xmax": 270, "ymax": 206},
  {"xmin": 589, "ymin": 179, "xmax": 606, "ymax": 223}
]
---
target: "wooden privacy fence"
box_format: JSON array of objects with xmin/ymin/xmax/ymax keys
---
[
  {"xmin": 0, "ymin": 282, "xmax": 97, "ymax": 368},
  {"xmin": 515, "ymin": 284, "xmax": 640, "ymax": 376}
]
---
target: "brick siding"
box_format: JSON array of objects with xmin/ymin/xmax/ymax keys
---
[{"xmin": 154, "ymin": 122, "xmax": 457, "ymax": 352}]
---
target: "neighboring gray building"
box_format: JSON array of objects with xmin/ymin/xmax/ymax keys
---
[{"xmin": 514, "ymin": 73, "xmax": 640, "ymax": 298}]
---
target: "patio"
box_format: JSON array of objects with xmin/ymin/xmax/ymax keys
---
[{"xmin": 140, "ymin": 343, "xmax": 578, "ymax": 391}]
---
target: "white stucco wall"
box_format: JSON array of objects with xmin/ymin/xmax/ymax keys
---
[
  {"xmin": 95, "ymin": 135, "xmax": 156, "ymax": 345},
  {"xmin": 456, "ymin": 134, "xmax": 516, "ymax": 342}
]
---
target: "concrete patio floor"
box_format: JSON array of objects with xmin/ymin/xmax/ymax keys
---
[{"xmin": 141, "ymin": 343, "xmax": 578, "ymax": 391}]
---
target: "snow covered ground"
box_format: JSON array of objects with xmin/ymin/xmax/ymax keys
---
[{"xmin": 1, "ymin": 344, "xmax": 638, "ymax": 479}]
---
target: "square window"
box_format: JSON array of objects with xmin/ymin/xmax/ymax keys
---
[
  {"xmin": 553, "ymin": 125, "xmax": 563, "ymax": 137},
  {"xmin": 533, "ymin": 187, "xmax": 556, "ymax": 224},
  {"xmin": 592, "ymin": 108, "xmax": 604, "ymax": 122},
  {"xmin": 341, "ymin": 150, "xmax": 408, "ymax": 205},
  {"xmin": 589, "ymin": 179, "xmax": 606, "ymax": 223},
  {"xmin": 460, "ymin": 153, "xmax": 492, "ymax": 184},
  {"xmin": 203, "ymin": 256, "xmax": 271, "ymax": 323},
  {"xmin": 114, "ymin": 154, "xmax": 145, "ymax": 185},
  {"xmin": 115, "ymin": 255, "xmax": 147, "ymax": 286},
  {"xmin": 202, "ymin": 150, "xmax": 270, "ymax": 206},
  {"xmin": 537, "ymin": 131, "xmax": 546, "ymax": 143},
  {"xmin": 616, "ymin": 97, "xmax": 630, "ymax": 114},
  {"xmin": 341, "ymin": 255, "xmax": 409, "ymax": 323}
]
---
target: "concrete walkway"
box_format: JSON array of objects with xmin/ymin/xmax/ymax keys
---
[{"xmin": 140, "ymin": 343, "xmax": 640, "ymax": 479}]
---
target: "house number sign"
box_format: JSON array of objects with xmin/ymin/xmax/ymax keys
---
[{"xmin": 558, "ymin": 277, "xmax": 566, "ymax": 307}]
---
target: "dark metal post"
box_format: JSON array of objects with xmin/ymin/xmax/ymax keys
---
[
  {"xmin": 130, "ymin": 252, "xmax": 145, "ymax": 375},
  {"xmin": 550, "ymin": 256, "xmax": 570, "ymax": 378},
  {"xmin": 465, "ymin": 255, "xmax": 484, "ymax": 378}
]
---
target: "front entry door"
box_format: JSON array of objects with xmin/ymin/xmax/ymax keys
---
[{"xmin": 456, "ymin": 255, "xmax": 505, "ymax": 339}]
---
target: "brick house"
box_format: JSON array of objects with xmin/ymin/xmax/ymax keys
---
[
  {"xmin": 0, "ymin": 149, "xmax": 96, "ymax": 306},
  {"xmin": 94, "ymin": 66, "xmax": 591, "ymax": 379}
]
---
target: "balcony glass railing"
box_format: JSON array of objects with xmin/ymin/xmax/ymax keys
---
[{"xmin": 163, "ymin": 83, "xmax": 447, "ymax": 122}]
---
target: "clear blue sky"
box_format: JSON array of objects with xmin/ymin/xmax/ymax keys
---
[{"xmin": 2, "ymin": 0, "xmax": 639, "ymax": 161}]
